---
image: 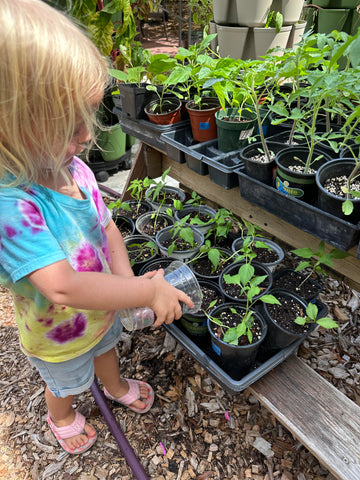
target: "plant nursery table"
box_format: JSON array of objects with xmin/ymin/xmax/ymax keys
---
[
  {"xmin": 103, "ymin": 140, "xmax": 360, "ymax": 480},
  {"xmin": 120, "ymin": 141, "xmax": 360, "ymax": 292}
]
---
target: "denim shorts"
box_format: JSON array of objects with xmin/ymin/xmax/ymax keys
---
[{"xmin": 28, "ymin": 316, "xmax": 123, "ymax": 398}]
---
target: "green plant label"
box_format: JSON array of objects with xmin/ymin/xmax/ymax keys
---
[{"xmin": 276, "ymin": 177, "xmax": 304, "ymax": 198}]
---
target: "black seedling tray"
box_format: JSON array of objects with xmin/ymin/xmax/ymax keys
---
[
  {"xmin": 236, "ymin": 168, "xmax": 360, "ymax": 253},
  {"xmin": 164, "ymin": 300, "xmax": 327, "ymax": 394}
]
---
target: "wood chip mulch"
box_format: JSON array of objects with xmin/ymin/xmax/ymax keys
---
[{"xmin": 0, "ymin": 249, "xmax": 359, "ymax": 480}]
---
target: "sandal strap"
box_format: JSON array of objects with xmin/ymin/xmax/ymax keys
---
[
  {"xmin": 47, "ymin": 410, "xmax": 86, "ymax": 440},
  {"xmin": 105, "ymin": 379, "xmax": 140, "ymax": 406}
]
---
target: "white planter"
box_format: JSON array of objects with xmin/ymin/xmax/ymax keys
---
[
  {"xmin": 286, "ymin": 20, "xmax": 307, "ymax": 49},
  {"xmin": 212, "ymin": 0, "xmax": 238, "ymax": 25},
  {"xmin": 216, "ymin": 25, "xmax": 249, "ymax": 59},
  {"xmin": 244, "ymin": 25, "xmax": 292, "ymax": 59},
  {"xmin": 270, "ymin": 0, "xmax": 305, "ymax": 25},
  {"xmin": 236, "ymin": 0, "xmax": 273, "ymax": 27}
]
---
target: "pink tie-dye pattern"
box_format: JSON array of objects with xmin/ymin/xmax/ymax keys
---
[
  {"xmin": 73, "ymin": 242, "xmax": 103, "ymax": 272},
  {"xmin": 46, "ymin": 313, "xmax": 87, "ymax": 343},
  {"xmin": 4, "ymin": 225, "xmax": 17, "ymax": 237},
  {"xmin": 19, "ymin": 200, "xmax": 46, "ymax": 232}
]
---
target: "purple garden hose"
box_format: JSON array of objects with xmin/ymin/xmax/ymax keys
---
[{"xmin": 90, "ymin": 378, "xmax": 149, "ymax": 480}]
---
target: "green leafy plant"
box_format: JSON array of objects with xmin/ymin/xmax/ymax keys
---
[
  {"xmin": 264, "ymin": 11, "xmax": 283, "ymax": 33},
  {"xmin": 205, "ymin": 263, "xmax": 280, "ymax": 345},
  {"xmin": 166, "ymin": 217, "xmax": 198, "ymax": 256},
  {"xmin": 126, "ymin": 239, "xmax": 158, "ymax": 267},
  {"xmin": 189, "ymin": 0, "xmax": 213, "ymax": 30},
  {"xmin": 186, "ymin": 240, "xmax": 231, "ymax": 274},
  {"xmin": 295, "ymin": 302, "xmax": 338, "ymax": 330},
  {"xmin": 291, "ymin": 241, "xmax": 350, "ymax": 288}
]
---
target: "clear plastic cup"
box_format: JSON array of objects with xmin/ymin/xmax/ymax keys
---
[{"xmin": 119, "ymin": 260, "xmax": 202, "ymax": 331}]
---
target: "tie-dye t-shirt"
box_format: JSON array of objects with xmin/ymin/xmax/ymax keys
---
[{"xmin": 0, "ymin": 157, "xmax": 116, "ymax": 362}]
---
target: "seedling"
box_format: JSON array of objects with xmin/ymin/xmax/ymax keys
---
[
  {"xmin": 295, "ymin": 302, "xmax": 338, "ymax": 329},
  {"xmin": 291, "ymin": 241, "xmax": 350, "ymax": 288}
]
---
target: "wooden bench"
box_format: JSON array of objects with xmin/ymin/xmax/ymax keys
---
[{"xmin": 248, "ymin": 355, "xmax": 360, "ymax": 480}]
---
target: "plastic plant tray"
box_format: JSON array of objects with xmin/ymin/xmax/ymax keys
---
[
  {"xmin": 236, "ymin": 168, "xmax": 360, "ymax": 253},
  {"xmin": 160, "ymin": 126, "xmax": 197, "ymax": 163},
  {"xmin": 114, "ymin": 108, "xmax": 190, "ymax": 151},
  {"xmin": 164, "ymin": 300, "xmax": 327, "ymax": 394},
  {"xmin": 188, "ymin": 140, "xmax": 245, "ymax": 188}
]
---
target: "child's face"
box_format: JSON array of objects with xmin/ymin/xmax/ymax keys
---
[{"xmin": 63, "ymin": 89, "xmax": 104, "ymax": 167}]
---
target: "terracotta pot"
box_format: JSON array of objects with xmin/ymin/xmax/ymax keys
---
[
  {"xmin": 144, "ymin": 97, "xmax": 182, "ymax": 125},
  {"xmin": 185, "ymin": 97, "xmax": 221, "ymax": 142}
]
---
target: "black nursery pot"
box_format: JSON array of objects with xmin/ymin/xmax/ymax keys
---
[
  {"xmin": 114, "ymin": 215, "xmax": 136, "ymax": 238},
  {"xmin": 261, "ymin": 288, "xmax": 316, "ymax": 351},
  {"xmin": 207, "ymin": 302, "xmax": 268, "ymax": 380},
  {"xmin": 272, "ymin": 268, "xmax": 323, "ymax": 303},
  {"xmin": 240, "ymin": 141, "xmax": 287, "ymax": 186},
  {"xmin": 275, "ymin": 146, "xmax": 331, "ymax": 204},
  {"xmin": 315, "ymin": 158, "xmax": 360, "ymax": 225},
  {"xmin": 124, "ymin": 234, "xmax": 159, "ymax": 275},
  {"xmin": 181, "ymin": 280, "xmax": 225, "ymax": 336},
  {"xmin": 219, "ymin": 260, "xmax": 273, "ymax": 304}
]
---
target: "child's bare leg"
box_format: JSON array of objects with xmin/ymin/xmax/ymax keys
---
[
  {"xmin": 45, "ymin": 387, "xmax": 96, "ymax": 450},
  {"xmin": 94, "ymin": 348, "xmax": 148, "ymax": 410}
]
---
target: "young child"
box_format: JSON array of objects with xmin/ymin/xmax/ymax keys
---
[{"xmin": 0, "ymin": 0, "xmax": 193, "ymax": 455}]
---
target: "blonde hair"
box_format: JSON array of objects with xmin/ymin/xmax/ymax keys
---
[{"xmin": 0, "ymin": 0, "xmax": 110, "ymax": 186}]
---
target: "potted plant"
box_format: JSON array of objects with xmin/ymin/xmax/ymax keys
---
[
  {"xmin": 273, "ymin": 240, "xmax": 349, "ymax": 302},
  {"xmin": 261, "ymin": 288, "xmax": 337, "ymax": 350},
  {"xmin": 231, "ymin": 235, "xmax": 285, "ymax": 272},
  {"xmin": 155, "ymin": 221, "xmax": 205, "ymax": 261},
  {"xmin": 123, "ymin": 234, "xmax": 159, "ymax": 275},
  {"xmin": 108, "ymin": 176, "xmax": 154, "ymax": 220},
  {"xmin": 174, "ymin": 204, "xmax": 218, "ymax": 235},
  {"xmin": 145, "ymin": 168, "xmax": 186, "ymax": 213},
  {"xmin": 181, "ymin": 280, "xmax": 224, "ymax": 337},
  {"xmin": 171, "ymin": 33, "xmax": 221, "ymax": 141},
  {"xmin": 187, "ymin": 240, "xmax": 236, "ymax": 282},
  {"xmin": 143, "ymin": 54, "xmax": 183, "ymax": 125},
  {"xmin": 135, "ymin": 210, "xmax": 174, "ymax": 238}
]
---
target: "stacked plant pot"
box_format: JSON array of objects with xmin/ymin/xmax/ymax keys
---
[
  {"xmin": 304, "ymin": 0, "xmax": 360, "ymax": 36},
  {"xmin": 212, "ymin": 0, "xmax": 306, "ymax": 60}
]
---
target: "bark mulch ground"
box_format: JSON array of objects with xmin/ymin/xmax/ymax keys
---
[{"xmin": 0, "ymin": 247, "xmax": 359, "ymax": 480}]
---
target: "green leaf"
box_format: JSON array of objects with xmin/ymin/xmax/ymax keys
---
[
  {"xmin": 317, "ymin": 317, "xmax": 338, "ymax": 329},
  {"xmin": 342, "ymin": 199, "xmax": 354, "ymax": 216},
  {"xmin": 260, "ymin": 295, "xmax": 282, "ymax": 304}
]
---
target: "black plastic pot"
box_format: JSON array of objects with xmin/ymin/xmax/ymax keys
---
[
  {"xmin": 181, "ymin": 280, "xmax": 225, "ymax": 337},
  {"xmin": 155, "ymin": 225, "xmax": 205, "ymax": 261},
  {"xmin": 315, "ymin": 158, "xmax": 360, "ymax": 224},
  {"xmin": 190, "ymin": 247, "xmax": 234, "ymax": 283},
  {"xmin": 113, "ymin": 199, "xmax": 153, "ymax": 221},
  {"xmin": 124, "ymin": 234, "xmax": 159, "ymax": 275},
  {"xmin": 231, "ymin": 236, "xmax": 285, "ymax": 272},
  {"xmin": 275, "ymin": 146, "xmax": 332, "ymax": 204},
  {"xmin": 207, "ymin": 302, "xmax": 268, "ymax": 379},
  {"xmin": 114, "ymin": 215, "xmax": 136, "ymax": 238},
  {"xmin": 239, "ymin": 141, "xmax": 287, "ymax": 186},
  {"xmin": 135, "ymin": 211, "xmax": 174, "ymax": 239},
  {"xmin": 145, "ymin": 185, "xmax": 186, "ymax": 214},
  {"xmin": 174, "ymin": 205, "xmax": 217, "ymax": 235},
  {"xmin": 261, "ymin": 288, "xmax": 318, "ymax": 351},
  {"xmin": 118, "ymin": 83, "xmax": 158, "ymax": 120},
  {"xmin": 219, "ymin": 260, "xmax": 273, "ymax": 304},
  {"xmin": 272, "ymin": 268, "xmax": 323, "ymax": 303},
  {"xmin": 138, "ymin": 256, "xmax": 177, "ymax": 276}
]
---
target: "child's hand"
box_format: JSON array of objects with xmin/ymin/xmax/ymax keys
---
[{"xmin": 144, "ymin": 270, "xmax": 194, "ymax": 327}]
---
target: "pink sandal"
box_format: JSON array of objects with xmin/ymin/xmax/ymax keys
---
[
  {"xmin": 104, "ymin": 378, "xmax": 154, "ymax": 413},
  {"xmin": 47, "ymin": 410, "xmax": 97, "ymax": 454}
]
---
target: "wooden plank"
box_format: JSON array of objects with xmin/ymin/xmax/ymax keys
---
[{"xmin": 248, "ymin": 355, "xmax": 360, "ymax": 480}]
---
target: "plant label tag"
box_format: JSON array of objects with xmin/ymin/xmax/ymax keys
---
[{"xmin": 200, "ymin": 122, "xmax": 210, "ymax": 130}]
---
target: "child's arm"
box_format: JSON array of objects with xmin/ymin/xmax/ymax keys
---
[
  {"xmin": 105, "ymin": 219, "xmax": 134, "ymax": 277},
  {"xmin": 27, "ymin": 257, "xmax": 193, "ymax": 326}
]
